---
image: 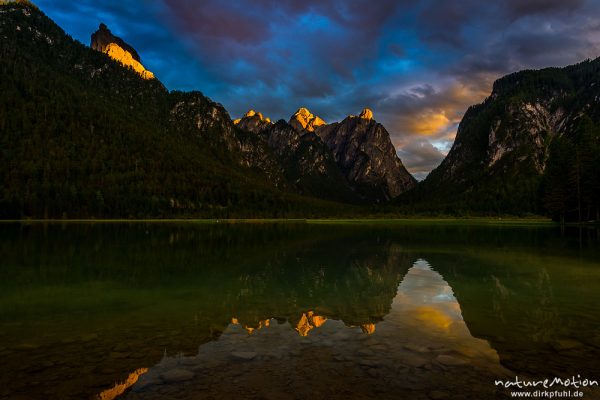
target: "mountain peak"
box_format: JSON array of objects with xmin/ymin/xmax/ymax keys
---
[
  {"xmin": 239, "ymin": 109, "xmax": 270, "ymax": 122},
  {"xmin": 289, "ymin": 107, "xmax": 326, "ymax": 132},
  {"xmin": 359, "ymin": 108, "xmax": 374, "ymax": 120},
  {"xmin": 91, "ymin": 23, "xmax": 154, "ymax": 80},
  {"xmin": 91, "ymin": 23, "xmax": 139, "ymax": 61},
  {"xmin": 234, "ymin": 109, "xmax": 272, "ymax": 133},
  {"xmin": 294, "ymin": 107, "xmax": 312, "ymax": 119},
  {"xmin": 317, "ymin": 109, "xmax": 416, "ymax": 200}
]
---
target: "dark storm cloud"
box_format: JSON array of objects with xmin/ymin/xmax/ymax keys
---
[
  {"xmin": 397, "ymin": 139, "xmax": 446, "ymax": 181},
  {"xmin": 415, "ymin": 0, "xmax": 482, "ymax": 48},
  {"xmin": 504, "ymin": 0, "xmax": 585, "ymax": 19},
  {"xmin": 37, "ymin": 0, "xmax": 600, "ymax": 177}
]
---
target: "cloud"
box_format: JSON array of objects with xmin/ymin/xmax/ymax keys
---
[
  {"xmin": 504, "ymin": 0, "xmax": 585, "ymax": 19},
  {"xmin": 397, "ymin": 139, "xmax": 446, "ymax": 181},
  {"xmin": 377, "ymin": 80, "xmax": 492, "ymax": 147}
]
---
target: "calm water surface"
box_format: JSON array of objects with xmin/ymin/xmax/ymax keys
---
[{"xmin": 0, "ymin": 221, "xmax": 599, "ymax": 399}]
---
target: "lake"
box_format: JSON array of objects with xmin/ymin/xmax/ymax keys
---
[{"xmin": 1, "ymin": 221, "xmax": 599, "ymax": 399}]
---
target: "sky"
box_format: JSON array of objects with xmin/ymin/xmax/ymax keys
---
[{"xmin": 36, "ymin": 0, "xmax": 600, "ymax": 180}]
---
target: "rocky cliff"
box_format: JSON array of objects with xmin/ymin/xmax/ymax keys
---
[
  {"xmin": 91, "ymin": 23, "xmax": 154, "ymax": 79},
  {"xmin": 233, "ymin": 109, "xmax": 272, "ymax": 133},
  {"xmin": 315, "ymin": 109, "xmax": 417, "ymax": 201},
  {"xmin": 234, "ymin": 106, "xmax": 417, "ymax": 202},
  {"xmin": 289, "ymin": 107, "xmax": 326, "ymax": 132},
  {"xmin": 234, "ymin": 109, "xmax": 358, "ymax": 202},
  {"xmin": 1, "ymin": 2, "xmax": 342, "ymax": 218},
  {"xmin": 408, "ymin": 58, "xmax": 600, "ymax": 217}
]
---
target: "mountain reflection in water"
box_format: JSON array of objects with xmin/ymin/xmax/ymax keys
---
[
  {"xmin": 124, "ymin": 259, "xmax": 509, "ymax": 400},
  {"xmin": 1, "ymin": 223, "xmax": 599, "ymax": 400}
]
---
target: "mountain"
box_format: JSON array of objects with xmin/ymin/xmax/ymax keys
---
[
  {"xmin": 289, "ymin": 107, "xmax": 326, "ymax": 132},
  {"xmin": 234, "ymin": 109, "xmax": 359, "ymax": 203},
  {"xmin": 233, "ymin": 109, "xmax": 271, "ymax": 133},
  {"xmin": 1, "ymin": 1, "xmax": 423, "ymax": 218},
  {"xmin": 234, "ymin": 106, "xmax": 418, "ymax": 203},
  {"xmin": 403, "ymin": 58, "xmax": 600, "ymax": 220},
  {"xmin": 314, "ymin": 108, "xmax": 417, "ymax": 201},
  {"xmin": 91, "ymin": 23, "xmax": 154, "ymax": 79},
  {"xmin": 1, "ymin": 1, "xmax": 368, "ymax": 218},
  {"xmin": 14, "ymin": 1, "xmax": 596, "ymax": 220}
]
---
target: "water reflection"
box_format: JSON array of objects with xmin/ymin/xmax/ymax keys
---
[
  {"xmin": 98, "ymin": 368, "xmax": 148, "ymax": 400},
  {"xmin": 1, "ymin": 222, "xmax": 599, "ymax": 399},
  {"xmin": 383, "ymin": 260, "xmax": 503, "ymax": 369},
  {"xmin": 126, "ymin": 259, "xmax": 509, "ymax": 399}
]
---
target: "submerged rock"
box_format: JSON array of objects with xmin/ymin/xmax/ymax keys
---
[
  {"xmin": 436, "ymin": 355, "xmax": 467, "ymax": 366},
  {"xmin": 160, "ymin": 369, "xmax": 195, "ymax": 383},
  {"xmin": 231, "ymin": 351, "xmax": 257, "ymax": 361}
]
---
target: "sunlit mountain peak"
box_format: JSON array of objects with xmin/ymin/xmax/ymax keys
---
[
  {"xmin": 90, "ymin": 23, "xmax": 154, "ymax": 80},
  {"xmin": 289, "ymin": 107, "xmax": 326, "ymax": 132},
  {"xmin": 359, "ymin": 108, "xmax": 374, "ymax": 120}
]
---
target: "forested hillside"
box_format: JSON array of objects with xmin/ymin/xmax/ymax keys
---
[
  {"xmin": 0, "ymin": 2, "xmax": 361, "ymax": 218},
  {"xmin": 400, "ymin": 58, "xmax": 600, "ymax": 221}
]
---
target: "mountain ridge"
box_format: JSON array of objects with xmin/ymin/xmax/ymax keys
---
[
  {"xmin": 401, "ymin": 57, "xmax": 600, "ymax": 220},
  {"xmin": 233, "ymin": 107, "xmax": 417, "ymax": 201},
  {"xmin": 91, "ymin": 23, "xmax": 154, "ymax": 79},
  {"xmin": 0, "ymin": 1, "xmax": 412, "ymax": 217},
  {"xmin": 2, "ymin": 0, "xmax": 598, "ymax": 220},
  {"xmin": 315, "ymin": 110, "xmax": 417, "ymax": 201}
]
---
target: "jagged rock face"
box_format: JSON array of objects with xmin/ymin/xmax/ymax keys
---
[
  {"xmin": 233, "ymin": 110, "xmax": 358, "ymax": 201},
  {"xmin": 411, "ymin": 59, "xmax": 600, "ymax": 213},
  {"xmin": 260, "ymin": 121, "xmax": 358, "ymax": 201},
  {"xmin": 316, "ymin": 111, "xmax": 416, "ymax": 201},
  {"xmin": 359, "ymin": 108, "xmax": 374, "ymax": 120},
  {"xmin": 435, "ymin": 99, "xmax": 567, "ymax": 185},
  {"xmin": 168, "ymin": 96, "xmax": 286, "ymax": 187},
  {"xmin": 487, "ymin": 102, "xmax": 565, "ymax": 172},
  {"xmin": 423, "ymin": 66, "xmax": 593, "ymax": 188},
  {"xmin": 91, "ymin": 23, "xmax": 140, "ymax": 60},
  {"xmin": 91, "ymin": 23, "xmax": 154, "ymax": 79},
  {"xmin": 169, "ymin": 91, "xmax": 240, "ymax": 153},
  {"xmin": 289, "ymin": 107, "xmax": 326, "ymax": 132},
  {"xmin": 234, "ymin": 109, "xmax": 272, "ymax": 134}
]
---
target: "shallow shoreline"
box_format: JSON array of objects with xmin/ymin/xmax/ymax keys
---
[{"xmin": 0, "ymin": 217, "xmax": 554, "ymax": 225}]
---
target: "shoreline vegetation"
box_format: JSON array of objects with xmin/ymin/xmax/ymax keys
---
[{"xmin": 0, "ymin": 217, "xmax": 557, "ymax": 225}]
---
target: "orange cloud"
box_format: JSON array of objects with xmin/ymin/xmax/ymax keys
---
[{"xmin": 408, "ymin": 111, "xmax": 451, "ymax": 135}]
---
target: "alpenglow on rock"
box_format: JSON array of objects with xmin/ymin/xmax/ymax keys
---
[
  {"xmin": 359, "ymin": 108, "xmax": 374, "ymax": 120},
  {"xmin": 233, "ymin": 109, "xmax": 272, "ymax": 133},
  {"xmin": 233, "ymin": 109, "xmax": 359, "ymax": 203},
  {"xmin": 91, "ymin": 23, "xmax": 154, "ymax": 79},
  {"xmin": 289, "ymin": 107, "xmax": 326, "ymax": 132},
  {"xmin": 316, "ymin": 109, "xmax": 416, "ymax": 201}
]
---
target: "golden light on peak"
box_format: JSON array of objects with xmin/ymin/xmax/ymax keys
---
[
  {"xmin": 105, "ymin": 43, "xmax": 154, "ymax": 80},
  {"xmin": 359, "ymin": 108, "xmax": 374, "ymax": 120},
  {"xmin": 291, "ymin": 108, "xmax": 326, "ymax": 131}
]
